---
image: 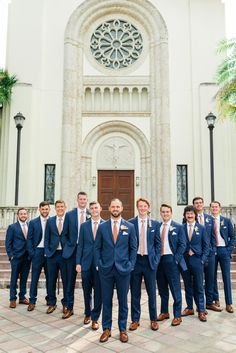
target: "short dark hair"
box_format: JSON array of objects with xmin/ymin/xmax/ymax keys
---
[
  {"xmin": 55, "ymin": 200, "xmax": 65, "ymax": 206},
  {"xmin": 39, "ymin": 201, "xmax": 50, "ymax": 208},
  {"xmin": 192, "ymin": 196, "xmax": 204, "ymax": 204},
  {"xmin": 183, "ymin": 205, "xmax": 198, "ymax": 220},
  {"xmin": 17, "ymin": 207, "xmax": 27, "ymax": 215},
  {"xmin": 89, "ymin": 201, "xmax": 100, "ymax": 207},
  {"xmin": 77, "ymin": 191, "xmax": 88, "ymax": 198},
  {"xmin": 136, "ymin": 197, "xmax": 150, "ymax": 208},
  {"xmin": 210, "ymin": 200, "xmax": 221, "ymax": 207},
  {"xmin": 160, "ymin": 203, "xmax": 172, "ymax": 212},
  {"xmin": 109, "ymin": 198, "xmax": 123, "ymax": 206}
]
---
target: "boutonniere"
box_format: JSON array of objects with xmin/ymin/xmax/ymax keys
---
[
  {"xmin": 121, "ymin": 225, "xmax": 128, "ymax": 230},
  {"xmin": 86, "ymin": 214, "xmax": 91, "ymax": 220},
  {"xmin": 169, "ymin": 226, "xmax": 176, "ymax": 232},
  {"xmin": 205, "ymin": 217, "xmax": 209, "ymax": 223},
  {"xmin": 220, "ymin": 220, "xmax": 224, "ymax": 226},
  {"xmin": 194, "ymin": 226, "xmax": 199, "ymax": 233}
]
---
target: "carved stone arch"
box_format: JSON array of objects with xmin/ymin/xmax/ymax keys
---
[
  {"xmin": 62, "ymin": 0, "xmax": 170, "ymax": 215},
  {"xmin": 80, "ymin": 120, "xmax": 151, "ymax": 199}
]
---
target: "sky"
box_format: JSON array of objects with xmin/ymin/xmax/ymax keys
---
[{"xmin": 0, "ymin": 0, "xmax": 236, "ymax": 69}]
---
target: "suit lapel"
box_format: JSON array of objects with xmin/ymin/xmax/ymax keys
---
[{"xmin": 17, "ymin": 221, "xmax": 25, "ymax": 238}]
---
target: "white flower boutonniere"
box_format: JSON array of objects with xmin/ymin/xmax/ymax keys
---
[
  {"xmin": 194, "ymin": 226, "xmax": 199, "ymax": 233},
  {"xmin": 221, "ymin": 220, "xmax": 224, "ymax": 226},
  {"xmin": 205, "ymin": 217, "xmax": 209, "ymax": 223},
  {"xmin": 86, "ymin": 214, "xmax": 91, "ymax": 220},
  {"xmin": 169, "ymin": 226, "xmax": 176, "ymax": 232},
  {"xmin": 121, "ymin": 225, "xmax": 128, "ymax": 231}
]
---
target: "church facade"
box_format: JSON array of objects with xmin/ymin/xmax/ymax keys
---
[{"xmin": 0, "ymin": 0, "xmax": 235, "ymax": 220}]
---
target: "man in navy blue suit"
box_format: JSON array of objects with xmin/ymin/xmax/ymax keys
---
[
  {"xmin": 156, "ymin": 204, "xmax": 186, "ymax": 326},
  {"xmin": 181, "ymin": 205, "xmax": 209, "ymax": 322},
  {"xmin": 44, "ymin": 200, "xmax": 67, "ymax": 315},
  {"xmin": 76, "ymin": 201, "xmax": 104, "ymax": 330},
  {"xmin": 5, "ymin": 208, "xmax": 31, "ymax": 308},
  {"xmin": 210, "ymin": 201, "xmax": 236, "ymax": 313},
  {"xmin": 129, "ymin": 198, "xmax": 161, "ymax": 331},
  {"xmin": 62, "ymin": 191, "xmax": 91, "ymax": 319},
  {"xmin": 27, "ymin": 201, "xmax": 50, "ymax": 311},
  {"xmin": 193, "ymin": 197, "xmax": 222, "ymax": 312},
  {"xmin": 95, "ymin": 198, "xmax": 137, "ymax": 343}
]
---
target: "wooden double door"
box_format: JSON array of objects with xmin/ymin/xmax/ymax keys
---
[{"xmin": 98, "ymin": 170, "xmax": 134, "ymax": 220}]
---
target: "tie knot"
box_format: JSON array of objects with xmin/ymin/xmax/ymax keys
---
[
  {"xmin": 141, "ymin": 219, "xmax": 145, "ymax": 223},
  {"xmin": 59, "ymin": 217, "xmax": 62, "ymax": 221},
  {"xmin": 94, "ymin": 221, "xmax": 98, "ymax": 225}
]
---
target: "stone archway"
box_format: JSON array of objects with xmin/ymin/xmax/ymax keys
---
[{"xmin": 61, "ymin": 0, "xmax": 170, "ymax": 215}]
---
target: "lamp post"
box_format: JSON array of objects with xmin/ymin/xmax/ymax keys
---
[
  {"xmin": 14, "ymin": 112, "xmax": 25, "ymax": 206},
  {"xmin": 205, "ymin": 112, "xmax": 216, "ymax": 202}
]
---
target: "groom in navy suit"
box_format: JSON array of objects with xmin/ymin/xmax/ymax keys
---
[
  {"xmin": 76, "ymin": 201, "xmax": 104, "ymax": 330},
  {"xmin": 27, "ymin": 201, "xmax": 50, "ymax": 311},
  {"xmin": 95, "ymin": 198, "xmax": 137, "ymax": 343},
  {"xmin": 5, "ymin": 208, "xmax": 31, "ymax": 308},
  {"xmin": 129, "ymin": 198, "xmax": 161, "ymax": 331}
]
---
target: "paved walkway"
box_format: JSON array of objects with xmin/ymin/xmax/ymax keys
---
[{"xmin": 0, "ymin": 289, "xmax": 236, "ymax": 353}]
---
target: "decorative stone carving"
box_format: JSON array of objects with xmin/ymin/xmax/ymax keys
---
[
  {"xmin": 97, "ymin": 136, "xmax": 134, "ymax": 169},
  {"xmin": 90, "ymin": 19, "xmax": 143, "ymax": 69}
]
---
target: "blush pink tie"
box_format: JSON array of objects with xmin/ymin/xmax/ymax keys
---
[
  {"xmin": 140, "ymin": 220, "xmax": 145, "ymax": 256},
  {"xmin": 161, "ymin": 223, "xmax": 168, "ymax": 256},
  {"xmin": 93, "ymin": 221, "xmax": 98, "ymax": 239}
]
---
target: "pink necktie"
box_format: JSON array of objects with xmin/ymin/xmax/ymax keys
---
[
  {"xmin": 214, "ymin": 218, "xmax": 220, "ymax": 246},
  {"xmin": 188, "ymin": 224, "xmax": 193, "ymax": 241},
  {"xmin": 161, "ymin": 223, "xmax": 168, "ymax": 256},
  {"xmin": 93, "ymin": 221, "xmax": 98, "ymax": 239},
  {"xmin": 113, "ymin": 221, "xmax": 118, "ymax": 243},
  {"xmin": 198, "ymin": 214, "xmax": 204, "ymax": 225},
  {"xmin": 22, "ymin": 223, "xmax": 27, "ymax": 238},
  {"xmin": 140, "ymin": 220, "xmax": 145, "ymax": 256},
  {"xmin": 58, "ymin": 218, "xmax": 62, "ymax": 235},
  {"xmin": 80, "ymin": 211, "xmax": 84, "ymax": 225}
]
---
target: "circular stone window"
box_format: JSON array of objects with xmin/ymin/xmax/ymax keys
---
[{"xmin": 90, "ymin": 19, "xmax": 143, "ymax": 70}]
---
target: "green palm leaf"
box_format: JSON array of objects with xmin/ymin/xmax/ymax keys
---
[{"xmin": 0, "ymin": 69, "xmax": 18, "ymax": 106}]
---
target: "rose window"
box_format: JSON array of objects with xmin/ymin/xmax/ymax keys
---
[{"xmin": 90, "ymin": 19, "xmax": 143, "ymax": 69}]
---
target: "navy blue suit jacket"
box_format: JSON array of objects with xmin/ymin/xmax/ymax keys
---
[
  {"xmin": 5, "ymin": 221, "xmax": 28, "ymax": 259},
  {"xmin": 94, "ymin": 219, "xmax": 137, "ymax": 275},
  {"xmin": 76, "ymin": 218, "xmax": 105, "ymax": 271},
  {"xmin": 44, "ymin": 216, "xmax": 66, "ymax": 258},
  {"xmin": 63, "ymin": 208, "xmax": 91, "ymax": 259},
  {"xmin": 196, "ymin": 213, "xmax": 216, "ymax": 255},
  {"xmin": 27, "ymin": 216, "xmax": 44, "ymax": 259},
  {"xmin": 164, "ymin": 220, "xmax": 187, "ymax": 271},
  {"xmin": 183, "ymin": 223, "xmax": 209, "ymax": 263},
  {"xmin": 218, "ymin": 215, "xmax": 236, "ymax": 254},
  {"xmin": 128, "ymin": 217, "xmax": 161, "ymax": 270}
]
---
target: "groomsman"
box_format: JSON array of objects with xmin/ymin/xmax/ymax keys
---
[
  {"xmin": 5, "ymin": 208, "xmax": 31, "ymax": 308},
  {"xmin": 76, "ymin": 201, "xmax": 104, "ymax": 330},
  {"xmin": 181, "ymin": 205, "xmax": 209, "ymax": 322},
  {"xmin": 129, "ymin": 198, "xmax": 161, "ymax": 331},
  {"xmin": 95, "ymin": 198, "xmax": 137, "ymax": 343},
  {"xmin": 193, "ymin": 197, "xmax": 222, "ymax": 312},
  {"xmin": 210, "ymin": 201, "xmax": 236, "ymax": 313},
  {"xmin": 27, "ymin": 201, "xmax": 50, "ymax": 311},
  {"xmin": 63, "ymin": 191, "xmax": 91, "ymax": 319},
  {"xmin": 44, "ymin": 200, "xmax": 67, "ymax": 315},
  {"xmin": 156, "ymin": 204, "xmax": 186, "ymax": 326}
]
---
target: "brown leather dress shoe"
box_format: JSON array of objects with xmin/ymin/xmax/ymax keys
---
[
  {"xmin": 226, "ymin": 304, "xmax": 234, "ymax": 313},
  {"xmin": 198, "ymin": 312, "xmax": 207, "ymax": 322},
  {"xmin": 157, "ymin": 313, "xmax": 170, "ymax": 321},
  {"xmin": 62, "ymin": 306, "xmax": 67, "ymax": 315},
  {"xmin": 120, "ymin": 331, "xmax": 128, "ymax": 343},
  {"xmin": 19, "ymin": 298, "xmax": 29, "ymax": 305},
  {"xmin": 27, "ymin": 304, "xmax": 35, "ymax": 311},
  {"xmin": 92, "ymin": 320, "xmax": 99, "ymax": 330},
  {"xmin": 206, "ymin": 304, "xmax": 223, "ymax": 312},
  {"xmin": 150, "ymin": 320, "xmax": 159, "ymax": 331},
  {"xmin": 84, "ymin": 316, "xmax": 91, "ymax": 324},
  {"xmin": 62, "ymin": 309, "xmax": 74, "ymax": 319},
  {"xmin": 181, "ymin": 308, "xmax": 194, "ymax": 316},
  {"xmin": 215, "ymin": 300, "xmax": 220, "ymax": 307},
  {"xmin": 47, "ymin": 305, "xmax": 57, "ymax": 314},
  {"xmin": 129, "ymin": 321, "xmax": 140, "ymax": 331},
  {"xmin": 100, "ymin": 329, "xmax": 111, "ymax": 343},
  {"xmin": 9, "ymin": 300, "xmax": 16, "ymax": 308},
  {"xmin": 171, "ymin": 317, "xmax": 182, "ymax": 326}
]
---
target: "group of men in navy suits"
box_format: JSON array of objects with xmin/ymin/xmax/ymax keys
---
[{"xmin": 5, "ymin": 194, "xmax": 235, "ymax": 343}]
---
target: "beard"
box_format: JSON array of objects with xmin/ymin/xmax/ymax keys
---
[{"xmin": 110, "ymin": 210, "xmax": 122, "ymax": 218}]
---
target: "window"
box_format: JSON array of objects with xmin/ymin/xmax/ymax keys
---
[
  {"xmin": 44, "ymin": 164, "xmax": 55, "ymax": 204},
  {"xmin": 177, "ymin": 165, "xmax": 188, "ymax": 205}
]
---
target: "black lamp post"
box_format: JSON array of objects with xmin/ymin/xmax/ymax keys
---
[
  {"xmin": 205, "ymin": 112, "xmax": 216, "ymax": 202},
  {"xmin": 14, "ymin": 112, "xmax": 25, "ymax": 206}
]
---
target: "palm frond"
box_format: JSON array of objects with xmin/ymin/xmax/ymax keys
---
[{"xmin": 0, "ymin": 68, "xmax": 18, "ymax": 105}]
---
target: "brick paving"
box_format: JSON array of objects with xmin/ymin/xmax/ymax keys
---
[{"xmin": 0, "ymin": 288, "xmax": 236, "ymax": 353}]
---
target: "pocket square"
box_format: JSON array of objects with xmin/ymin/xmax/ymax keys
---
[
  {"xmin": 123, "ymin": 231, "xmax": 128, "ymax": 235},
  {"xmin": 151, "ymin": 229, "xmax": 154, "ymax": 232},
  {"xmin": 172, "ymin": 232, "xmax": 177, "ymax": 235}
]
